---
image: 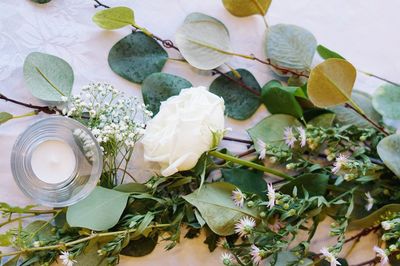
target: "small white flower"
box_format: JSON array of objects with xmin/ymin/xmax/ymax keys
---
[
  {"xmin": 250, "ymin": 244, "xmax": 263, "ymax": 265},
  {"xmin": 365, "ymin": 192, "xmax": 374, "ymax": 211},
  {"xmin": 332, "ymin": 154, "xmax": 349, "ymax": 174},
  {"xmin": 267, "ymin": 183, "xmax": 276, "ymax": 209},
  {"xmin": 61, "ymin": 96, "xmax": 69, "ymax": 102},
  {"xmin": 220, "ymin": 252, "xmax": 234, "ymax": 265},
  {"xmin": 381, "ymin": 221, "xmax": 393, "ymax": 231},
  {"xmin": 217, "ymin": 237, "xmax": 229, "ymax": 249},
  {"xmin": 231, "ymin": 188, "xmax": 245, "ymax": 208},
  {"xmin": 59, "ymin": 251, "xmax": 77, "ymax": 266},
  {"xmin": 257, "ymin": 139, "xmax": 267, "ymax": 160},
  {"xmin": 373, "ymin": 246, "xmax": 389, "ymax": 265},
  {"xmin": 297, "ymin": 127, "xmax": 307, "ymax": 147},
  {"xmin": 320, "ymin": 247, "xmax": 341, "ymax": 266},
  {"xmin": 234, "ymin": 216, "xmax": 256, "ymax": 237},
  {"xmin": 283, "ymin": 127, "xmax": 297, "ymax": 148},
  {"xmin": 33, "ymin": 241, "xmax": 40, "ymax": 248}
]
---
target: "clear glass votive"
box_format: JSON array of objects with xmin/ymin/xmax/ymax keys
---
[{"xmin": 11, "ymin": 116, "xmax": 103, "ymax": 207}]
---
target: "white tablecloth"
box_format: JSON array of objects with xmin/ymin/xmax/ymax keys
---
[{"xmin": 1, "ymin": 0, "xmax": 399, "ymax": 265}]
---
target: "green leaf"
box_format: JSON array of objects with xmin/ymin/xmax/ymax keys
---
[
  {"xmin": 31, "ymin": 0, "xmax": 51, "ymax": 3},
  {"xmin": 0, "ymin": 112, "xmax": 13, "ymax": 125},
  {"xmin": 265, "ymin": 24, "xmax": 317, "ymax": 76},
  {"xmin": 303, "ymin": 108, "xmax": 333, "ymax": 122},
  {"xmin": 222, "ymin": 0, "xmax": 272, "ymax": 17},
  {"xmin": 209, "ymin": 69, "xmax": 261, "ymax": 120},
  {"xmin": 266, "ymin": 251, "xmax": 313, "ymax": 266},
  {"xmin": 261, "ymin": 80, "xmax": 304, "ymax": 118},
  {"xmin": 316, "ymin": 44, "xmax": 345, "ymax": 60},
  {"xmin": 24, "ymin": 220, "xmax": 55, "ymax": 241},
  {"xmin": 377, "ymin": 134, "xmax": 400, "ymax": 177},
  {"xmin": 308, "ymin": 58, "xmax": 357, "ymax": 109},
  {"xmin": 23, "ymin": 52, "xmax": 74, "ymax": 102},
  {"xmin": 142, "ymin": 73, "xmax": 192, "ymax": 115},
  {"xmin": 182, "ymin": 182, "xmax": 258, "ymax": 235},
  {"xmin": 372, "ymin": 83, "xmax": 400, "ymax": 119},
  {"xmin": 66, "ymin": 187, "xmax": 130, "ymax": 231},
  {"xmin": 108, "ymin": 32, "xmax": 168, "ymax": 84},
  {"xmin": 114, "ymin": 183, "xmax": 149, "ymax": 193},
  {"xmin": 222, "ymin": 168, "xmax": 267, "ymax": 198},
  {"xmin": 349, "ymin": 204, "xmax": 400, "ymax": 229},
  {"xmin": 121, "ymin": 234, "xmax": 158, "ymax": 257},
  {"xmin": 308, "ymin": 113, "xmax": 336, "ymax": 128},
  {"xmin": 74, "ymin": 240, "xmax": 108, "ymax": 266},
  {"xmin": 280, "ymin": 174, "xmax": 329, "ymax": 197},
  {"xmin": 331, "ymin": 90, "xmax": 381, "ymax": 127},
  {"xmin": 2, "ymin": 255, "xmax": 20, "ymax": 266},
  {"xmin": 175, "ymin": 12, "xmax": 231, "ymax": 70},
  {"xmin": 92, "ymin": 6, "xmax": 135, "ymax": 30},
  {"xmin": 247, "ymin": 114, "xmax": 302, "ymax": 152}
]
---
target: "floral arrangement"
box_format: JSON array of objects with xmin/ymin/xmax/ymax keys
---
[{"xmin": 1, "ymin": 1, "xmax": 400, "ymax": 266}]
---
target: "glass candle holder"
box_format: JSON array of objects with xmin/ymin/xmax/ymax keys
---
[{"xmin": 11, "ymin": 116, "xmax": 103, "ymax": 207}]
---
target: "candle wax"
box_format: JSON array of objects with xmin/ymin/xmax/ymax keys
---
[{"xmin": 31, "ymin": 140, "xmax": 76, "ymax": 184}]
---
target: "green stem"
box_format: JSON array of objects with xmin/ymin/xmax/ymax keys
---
[
  {"xmin": 209, "ymin": 150, "xmax": 294, "ymax": 180},
  {"xmin": 250, "ymin": 0, "xmax": 269, "ymax": 28},
  {"xmin": 132, "ymin": 23, "xmax": 153, "ymax": 37},
  {"xmin": 12, "ymin": 111, "xmax": 38, "ymax": 119}
]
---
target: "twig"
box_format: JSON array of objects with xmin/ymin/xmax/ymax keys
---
[
  {"xmin": 344, "ymin": 226, "xmax": 380, "ymax": 244},
  {"xmin": 222, "ymin": 136, "xmax": 253, "ymax": 145},
  {"xmin": 0, "ymin": 93, "xmax": 61, "ymax": 115},
  {"xmin": 351, "ymin": 257, "xmax": 378, "ymax": 266},
  {"xmin": 237, "ymin": 148, "xmax": 256, "ymax": 158},
  {"xmin": 93, "ymin": 0, "xmax": 109, "ymax": 8}
]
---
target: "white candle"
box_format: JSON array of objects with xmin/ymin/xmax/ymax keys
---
[{"xmin": 31, "ymin": 140, "xmax": 76, "ymax": 184}]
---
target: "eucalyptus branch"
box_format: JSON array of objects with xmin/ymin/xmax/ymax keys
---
[
  {"xmin": 344, "ymin": 225, "xmax": 380, "ymax": 244},
  {"xmin": 0, "ymin": 93, "xmax": 61, "ymax": 115},
  {"xmin": 222, "ymin": 136, "xmax": 253, "ymax": 145}
]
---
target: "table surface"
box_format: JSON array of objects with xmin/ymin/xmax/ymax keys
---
[{"xmin": 1, "ymin": 1, "xmax": 400, "ymax": 265}]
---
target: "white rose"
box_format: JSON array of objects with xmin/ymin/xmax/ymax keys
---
[{"xmin": 142, "ymin": 86, "xmax": 225, "ymax": 176}]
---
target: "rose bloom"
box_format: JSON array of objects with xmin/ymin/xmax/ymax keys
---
[{"xmin": 142, "ymin": 86, "xmax": 225, "ymax": 176}]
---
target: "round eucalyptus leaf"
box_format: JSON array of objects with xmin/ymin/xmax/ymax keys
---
[
  {"xmin": 175, "ymin": 12, "xmax": 231, "ymax": 70},
  {"xmin": 222, "ymin": 0, "xmax": 271, "ymax": 17},
  {"xmin": 142, "ymin": 73, "xmax": 192, "ymax": 115},
  {"xmin": 209, "ymin": 69, "xmax": 261, "ymax": 120},
  {"xmin": 23, "ymin": 52, "xmax": 74, "ymax": 103},
  {"xmin": 31, "ymin": 0, "xmax": 52, "ymax": 3},
  {"xmin": 307, "ymin": 58, "xmax": 356, "ymax": 108},
  {"xmin": 92, "ymin": 6, "xmax": 134, "ymax": 30},
  {"xmin": 108, "ymin": 32, "xmax": 168, "ymax": 84},
  {"xmin": 331, "ymin": 90, "xmax": 381, "ymax": 127},
  {"xmin": 308, "ymin": 113, "xmax": 336, "ymax": 128},
  {"xmin": 317, "ymin": 44, "xmax": 345, "ymax": 60},
  {"xmin": 372, "ymin": 84, "xmax": 400, "ymax": 119},
  {"xmin": 377, "ymin": 134, "xmax": 400, "ymax": 177},
  {"xmin": 265, "ymin": 24, "xmax": 317, "ymax": 76}
]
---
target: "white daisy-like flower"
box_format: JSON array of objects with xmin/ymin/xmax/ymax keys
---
[
  {"xmin": 365, "ymin": 192, "xmax": 374, "ymax": 211},
  {"xmin": 283, "ymin": 127, "xmax": 297, "ymax": 148},
  {"xmin": 267, "ymin": 183, "xmax": 276, "ymax": 209},
  {"xmin": 59, "ymin": 251, "xmax": 77, "ymax": 266},
  {"xmin": 332, "ymin": 154, "xmax": 349, "ymax": 174},
  {"xmin": 320, "ymin": 247, "xmax": 341, "ymax": 266},
  {"xmin": 250, "ymin": 244, "xmax": 263, "ymax": 265},
  {"xmin": 257, "ymin": 139, "xmax": 267, "ymax": 160},
  {"xmin": 297, "ymin": 127, "xmax": 307, "ymax": 147},
  {"xmin": 220, "ymin": 252, "xmax": 234, "ymax": 265},
  {"xmin": 217, "ymin": 237, "xmax": 229, "ymax": 249},
  {"xmin": 231, "ymin": 188, "xmax": 245, "ymax": 208},
  {"xmin": 234, "ymin": 216, "xmax": 256, "ymax": 237},
  {"xmin": 373, "ymin": 246, "xmax": 389, "ymax": 265}
]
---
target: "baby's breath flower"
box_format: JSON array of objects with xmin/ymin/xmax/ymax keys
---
[
  {"xmin": 220, "ymin": 252, "xmax": 234, "ymax": 265},
  {"xmin": 283, "ymin": 127, "xmax": 296, "ymax": 148},
  {"xmin": 381, "ymin": 221, "xmax": 392, "ymax": 230},
  {"xmin": 297, "ymin": 127, "xmax": 307, "ymax": 147},
  {"xmin": 257, "ymin": 139, "xmax": 267, "ymax": 160},
  {"xmin": 365, "ymin": 192, "xmax": 374, "ymax": 211},
  {"xmin": 234, "ymin": 216, "xmax": 256, "ymax": 237},
  {"xmin": 231, "ymin": 188, "xmax": 245, "ymax": 208},
  {"xmin": 320, "ymin": 247, "xmax": 340, "ymax": 266},
  {"xmin": 250, "ymin": 244, "xmax": 264, "ymax": 265},
  {"xmin": 332, "ymin": 154, "xmax": 349, "ymax": 174},
  {"xmin": 373, "ymin": 246, "xmax": 389, "ymax": 265},
  {"xmin": 267, "ymin": 183, "xmax": 276, "ymax": 209},
  {"xmin": 59, "ymin": 251, "xmax": 77, "ymax": 266}
]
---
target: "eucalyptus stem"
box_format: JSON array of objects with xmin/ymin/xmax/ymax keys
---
[
  {"xmin": 0, "ymin": 93, "xmax": 61, "ymax": 114},
  {"xmin": 209, "ymin": 150, "xmax": 294, "ymax": 180},
  {"xmin": 12, "ymin": 111, "xmax": 38, "ymax": 119},
  {"xmin": 359, "ymin": 70, "xmax": 400, "ymax": 87}
]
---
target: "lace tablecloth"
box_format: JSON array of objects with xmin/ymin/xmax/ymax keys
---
[{"xmin": 1, "ymin": 0, "xmax": 400, "ymax": 265}]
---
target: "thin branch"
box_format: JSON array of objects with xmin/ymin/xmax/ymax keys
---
[
  {"xmin": 345, "ymin": 103, "xmax": 389, "ymax": 136},
  {"xmin": 93, "ymin": 0, "xmax": 109, "ymax": 8},
  {"xmin": 222, "ymin": 136, "xmax": 254, "ymax": 145},
  {"xmin": 0, "ymin": 93, "xmax": 62, "ymax": 115},
  {"xmin": 237, "ymin": 148, "xmax": 256, "ymax": 158},
  {"xmin": 351, "ymin": 257, "xmax": 378, "ymax": 266}
]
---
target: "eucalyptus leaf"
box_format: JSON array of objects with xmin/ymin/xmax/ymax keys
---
[
  {"xmin": 23, "ymin": 52, "xmax": 74, "ymax": 102},
  {"xmin": 2, "ymin": 255, "xmax": 20, "ymax": 266},
  {"xmin": 261, "ymin": 80, "xmax": 304, "ymax": 118},
  {"xmin": 303, "ymin": 108, "xmax": 333, "ymax": 122},
  {"xmin": 0, "ymin": 112, "xmax": 13, "ymax": 125},
  {"xmin": 377, "ymin": 134, "xmax": 400, "ymax": 177},
  {"xmin": 265, "ymin": 24, "xmax": 317, "ymax": 76},
  {"xmin": 142, "ymin": 73, "xmax": 192, "ymax": 115},
  {"xmin": 183, "ymin": 182, "xmax": 258, "ymax": 235},
  {"xmin": 331, "ymin": 90, "xmax": 381, "ymax": 127},
  {"xmin": 93, "ymin": 6, "xmax": 134, "ymax": 30},
  {"xmin": 316, "ymin": 44, "xmax": 345, "ymax": 60},
  {"xmin": 247, "ymin": 114, "xmax": 302, "ymax": 152},
  {"xmin": 24, "ymin": 220, "xmax": 55, "ymax": 241},
  {"xmin": 74, "ymin": 240, "xmax": 108, "ymax": 266},
  {"xmin": 121, "ymin": 234, "xmax": 158, "ymax": 257},
  {"xmin": 349, "ymin": 204, "xmax": 400, "ymax": 229},
  {"xmin": 222, "ymin": 168, "xmax": 267, "ymax": 198},
  {"xmin": 114, "ymin": 183, "xmax": 149, "ymax": 193},
  {"xmin": 308, "ymin": 113, "xmax": 336, "ymax": 128},
  {"xmin": 108, "ymin": 32, "xmax": 168, "ymax": 83},
  {"xmin": 210, "ymin": 69, "xmax": 261, "ymax": 120},
  {"xmin": 175, "ymin": 12, "xmax": 231, "ymax": 70},
  {"xmin": 31, "ymin": 0, "xmax": 51, "ymax": 3},
  {"xmin": 222, "ymin": 0, "xmax": 272, "ymax": 17},
  {"xmin": 280, "ymin": 174, "xmax": 329, "ymax": 197},
  {"xmin": 372, "ymin": 83, "xmax": 400, "ymax": 119},
  {"xmin": 266, "ymin": 251, "xmax": 313, "ymax": 266},
  {"xmin": 66, "ymin": 187, "xmax": 130, "ymax": 231},
  {"xmin": 307, "ymin": 58, "xmax": 357, "ymax": 108}
]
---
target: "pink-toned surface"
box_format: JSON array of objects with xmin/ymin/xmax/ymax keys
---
[{"xmin": 0, "ymin": 0, "xmax": 399, "ymax": 265}]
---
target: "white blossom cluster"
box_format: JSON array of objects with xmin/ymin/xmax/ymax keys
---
[{"xmin": 64, "ymin": 83, "xmax": 152, "ymax": 151}]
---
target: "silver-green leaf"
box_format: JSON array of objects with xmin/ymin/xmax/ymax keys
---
[
  {"xmin": 377, "ymin": 134, "xmax": 400, "ymax": 177},
  {"xmin": 372, "ymin": 83, "xmax": 400, "ymax": 119}
]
